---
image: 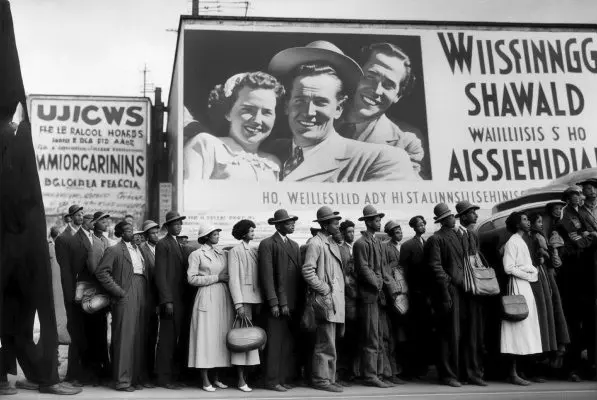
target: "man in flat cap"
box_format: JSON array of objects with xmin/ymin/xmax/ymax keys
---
[
  {"xmin": 258, "ymin": 209, "xmax": 302, "ymax": 392},
  {"xmin": 302, "ymin": 206, "xmax": 345, "ymax": 392},
  {"xmin": 267, "ymin": 41, "xmax": 416, "ymax": 182},
  {"xmin": 337, "ymin": 42, "xmax": 424, "ymax": 177},
  {"xmin": 139, "ymin": 220, "xmax": 160, "ymax": 384},
  {"xmin": 154, "ymin": 211, "xmax": 188, "ymax": 389},
  {"xmin": 353, "ymin": 205, "xmax": 399, "ymax": 387}
]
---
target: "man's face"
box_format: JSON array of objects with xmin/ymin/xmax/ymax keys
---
[
  {"xmin": 72, "ymin": 210, "xmax": 84, "ymax": 226},
  {"xmin": 121, "ymin": 224, "xmax": 134, "ymax": 243},
  {"xmin": 82, "ymin": 219, "xmax": 94, "ymax": 231},
  {"xmin": 582, "ymin": 184, "xmax": 597, "ymax": 200},
  {"xmin": 567, "ymin": 193, "xmax": 581, "ymax": 208},
  {"xmin": 332, "ymin": 230, "xmax": 344, "ymax": 244},
  {"xmin": 390, "ymin": 226, "xmax": 403, "ymax": 242},
  {"xmin": 278, "ymin": 220, "xmax": 296, "ymax": 235},
  {"xmin": 414, "ymin": 218, "xmax": 426, "ymax": 235},
  {"xmin": 168, "ymin": 220, "xmax": 183, "ymax": 236},
  {"xmin": 366, "ymin": 216, "xmax": 382, "ymax": 233},
  {"xmin": 352, "ymin": 51, "xmax": 405, "ymax": 121},
  {"xmin": 145, "ymin": 227, "xmax": 159, "ymax": 245},
  {"xmin": 442, "ymin": 215, "xmax": 456, "ymax": 229},
  {"xmin": 133, "ymin": 234, "xmax": 143, "ymax": 246},
  {"xmin": 286, "ymin": 74, "xmax": 344, "ymax": 146},
  {"xmin": 95, "ymin": 217, "xmax": 109, "ymax": 232},
  {"xmin": 324, "ymin": 219, "xmax": 341, "ymax": 236},
  {"xmin": 461, "ymin": 209, "xmax": 478, "ymax": 227},
  {"xmin": 343, "ymin": 226, "xmax": 355, "ymax": 244}
]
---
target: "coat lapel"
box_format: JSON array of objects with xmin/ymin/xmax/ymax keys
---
[
  {"xmin": 170, "ymin": 235, "xmax": 183, "ymax": 262},
  {"xmin": 284, "ymin": 133, "xmax": 350, "ymax": 182},
  {"xmin": 325, "ymin": 236, "xmax": 342, "ymax": 265},
  {"xmin": 120, "ymin": 241, "xmax": 132, "ymax": 265},
  {"xmin": 274, "ymin": 233, "xmax": 298, "ymax": 266},
  {"xmin": 76, "ymin": 229, "xmax": 91, "ymax": 251}
]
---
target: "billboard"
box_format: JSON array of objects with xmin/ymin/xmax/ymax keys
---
[
  {"xmin": 29, "ymin": 95, "xmax": 150, "ymax": 220},
  {"xmin": 171, "ymin": 19, "xmax": 597, "ymax": 243}
]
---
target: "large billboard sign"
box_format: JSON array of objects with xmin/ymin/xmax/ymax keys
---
[
  {"xmin": 172, "ymin": 19, "xmax": 597, "ymax": 242},
  {"xmin": 29, "ymin": 95, "xmax": 150, "ymax": 220}
]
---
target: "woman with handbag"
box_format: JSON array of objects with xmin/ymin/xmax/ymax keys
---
[
  {"xmin": 500, "ymin": 211, "xmax": 542, "ymax": 386},
  {"xmin": 187, "ymin": 225, "xmax": 233, "ymax": 392},
  {"xmin": 228, "ymin": 219, "xmax": 262, "ymax": 392}
]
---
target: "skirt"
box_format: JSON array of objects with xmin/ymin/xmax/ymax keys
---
[
  {"xmin": 500, "ymin": 277, "xmax": 543, "ymax": 355},
  {"xmin": 230, "ymin": 304, "xmax": 261, "ymax": 366}
]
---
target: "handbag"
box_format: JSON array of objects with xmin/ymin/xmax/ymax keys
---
[
  {"xmin": 463, "ymin": 253, "xmax": 500, "ymax": 296},
  {"xmin": 393, "ymin": 293, "xmax": 409, "ymax": 315},
  {"xmin": 301, "ymin": 289, "xmax": 334, "ymax": 332},
  {"xmin": 77, "ymin": 281, "xmax": 110, "ymax": 314},
  {"xmin": 226, "ymin": 315, "xmax": 267, "ymax": 353},
  {"xmin": 501, "ymin": 277, "xmax": 529, "ymax": 322}
]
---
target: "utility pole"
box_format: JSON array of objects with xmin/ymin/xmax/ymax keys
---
[{"xmin": 141, "ymin": 64, "xmax": 154, "ymax": 99}]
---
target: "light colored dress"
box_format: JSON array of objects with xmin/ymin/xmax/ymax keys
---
[
  {"xmin": 228, "ymin": 241, "xmax": 262, "ymax": 366},
  {"xmin": 183, "ymin": 132, "xmax": 281, "ymax": 182},
  {"xmin": 500, "ymin": 233, "xmax": 543, "ymax": 355},
  {"xmin": 187, "ymin": 244, "xmax": 233, "ymax": 368}
]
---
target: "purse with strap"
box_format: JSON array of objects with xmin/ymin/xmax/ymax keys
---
[
  {"xmin": 227, "ymin": 315, "xmax": 267, "ymax": 353},
  {"xmin": 463, "ymin": 253, "xmax": 500, "ymax": 296},
  {"xmin": 501, "ymin": 276, "xmax": 529, "ymax": 322}
]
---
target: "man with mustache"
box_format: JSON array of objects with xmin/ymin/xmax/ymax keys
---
[
  {"xmin": 267, "ymin": 41, "xmax": 416, "ymax": 182},
  {"xmin": 337, "ymin": 42, "xmax": 424, "ymax": 176}
]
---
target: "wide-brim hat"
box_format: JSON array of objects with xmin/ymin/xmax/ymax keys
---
[
  {"xmin": 359, "ymin": 205, "xmax": 385, "ymax": 221},
  {"xmin": 163, "ymin": 211, "xmax": 186, "ymax": 226},
  {"xmin": 197, "ymin": 224, "xmax": 222, "ymax": 239},
  {"xmin": 545, "ymin": 201, "xmax": 566, "ymax": 211},
  {"xmin": 577, "ymin": 177, "xmax": 597, "ymax": 187},
  {"xmin": 384, "ymin": 219, "xmax": 401, "ymax": 235},
  {"xmin": 91, "ymin": 212, "xmax": 110, "ymax": 224},
  {"xmin": 268, "ymin": 209, "xmax": 298, "ymax": 225},
  {"xmin": 141, "ymin": 220, "xmax": 159, "ymax": 233},
  {"xmin": 455, "ymin": 200, "xmax": 480, "ymax": 218},
  {"xmin": 133, "ymin": 230, "xmax": 145, "ymax": 236},
  {"xmin": 561, "ymin": 186, "xmax": 582, "ymax": 201},
  {"xmin": 433, "ymin": 203, "xmax": 454, "ymax": 222},
  {"xmin": 313, "ymin": 206, "xmax": 341, "ymax": 222},
  {"xmin": 83, "ymin": 214, "xmax": 94, "ymax": 221},
  {"xmin": 66, "ymin": 204, "xmax": 83, "ymax": 217},
  {"xmin": 268, "ymin": 40, "xmax": 363, "ymax": 91}
]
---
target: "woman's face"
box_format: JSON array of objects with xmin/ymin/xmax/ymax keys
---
[
  {"xmin": 551, "ymin": 204, "xmax": 563, "ymax": 219},
  {"xmin": 243, "ymin": 227, "xmax": 255, "ymax": 242},
  {"xmin": 208, "ymin": 230, "xmax": 220, "ymax": 245},
  {"xmin": 227, "ymin": 86, "xmax": 277, "ymax": 148},
  {"xmin": 532, "ymin": 216, "xmax": 543, "ymax": 231},
  {"xmin": 519, "ymin": 214, "xmax": 531, "ymax": 232}
]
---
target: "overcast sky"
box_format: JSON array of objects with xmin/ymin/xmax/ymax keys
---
[{"xmin": 10, "ymin": 0, "xmax": 597, "ymax": 102}]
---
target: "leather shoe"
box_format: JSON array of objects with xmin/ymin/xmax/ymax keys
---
[
  {"xmin": 312, "ymin": 383, "xmax": 343, "ymax": 392},
  {"xmin": 441, "ymin": 378, "xmax": 462, "ymax": 387},
  {"xmin": 134, "ymin": 384, "xmax": 144, "ymax": 390},
  {"xmin": 66, "ymin": 380, "xmax": 84, "ymax": 388},
  {"xmin": 363, "ymin": 378, "xmax": 390, "ymax": 388},
  {"xmin": 15, "ymin": 379, "xmax": 39, "ymax": 390},
  {"xmin": 265, "ymin": 384, "xmax": 287, "ymax": 392},
  {"xmin": 469, "ymin": 377, "xmax": 488, "ymax": 386},
  {"xmin": 569, "ymin": 373, "xmax": 582, "ymax": 382},
  {"xmin": 39, "ymin": 383, "xmax": 83, "ymax": 395},
  {"xmin": 159, "ymin": 383, "xmax": 182, "ymax": 390},
  {"xmin": 282, "ymin": 383, "xmax": 295, "ymax": 389},
  {"xmin": 143, "ymin": 382, "xmax": 156, "ymax": 388},
  {"xmin": 0, "ymin": 381, "xmax": 17, "ymax": 396},
  {"xmin": 116, "ymin": 386, "xmax": 135, "ymax": 392},
  {"xmin": 387, "ymin": 376, "xmax": 407, "ymax": 385}
]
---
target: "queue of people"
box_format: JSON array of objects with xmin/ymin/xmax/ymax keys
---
[{"xmin": 1, "ymin": 179, "xmax": 593, "ymax": 395}]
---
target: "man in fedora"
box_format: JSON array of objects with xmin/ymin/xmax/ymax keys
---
[
  {"xmin": 302, "ymin": 206, "xmax": 345, "ymax": 392},
  {"xmin": 353, "ymin": 205, "xmax": 399, "ymax": 387},
  {"xmin": 154, "ymin": 211, "xmax": 188, "ymax": 389},
  {"xmin": 139, "ymin": 219, "xmax": 160, "ymax": 383},
  {"xmin": 426, "ymin": 203, "xmax": 484, "ymax": 387},
  {"xmin": 258, "ymin": 209, "xmax": 302, "ymax": 392},
  {"xmin": 454, "ymin": 201, "xmax": 487, "ymax": 386},
  {"xmin": 337, "ymin": 42, "xmax": 424, "ymax": 176},
  {"xmin": 266, "ymin": 41, "xmax": 416, "ymax": 182}
]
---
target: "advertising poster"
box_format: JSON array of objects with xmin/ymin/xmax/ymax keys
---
[
  {"xmin": 29, "ymin": 95, "xmax": 150, "ymax": 220},
  {"xmin": 174, "ymin": 20, "xmax": 597, "ymax": 243}
]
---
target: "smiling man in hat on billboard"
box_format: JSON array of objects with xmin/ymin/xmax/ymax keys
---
[
  {"xmin": 267, "ymin": 41, "xmax": 416, "ymax": 182},
  {"xmin": 258, "ymin": 209, "xmax": 303, "ymax": 392},
  {"xmin": 154, "ymin": 211, "xmax": 188, "ymax": 389},
  {"xmin": 301, "ymin": 206, "xmax": 345, "ymax": 392}
]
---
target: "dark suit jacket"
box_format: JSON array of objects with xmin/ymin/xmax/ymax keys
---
[
  {"xmin": 258, "ymin": 233, "xmax": 302, "ymax": 311},
  {"xmin": 95, "ymin": 241, "xmax": 144, "ymax": 298},
  {"xmin": 425, "ymin": 226, "xmax": 469, "ymax": 305},
  {"xmin": 54, "ymin": 228, "xmax": 77, "ymax": 304},
  {"xmin": 154, "ymin": 235, "xmax": 187, "ymax": 306},
  {"xmin": 140, "ymin": 242, "xmax": 158, "ymax": 310},
  {"xmin": 71, "ymin": 228, "xmax": 95, "ymax": 284},
  {"xmin": 56, "ymin": 228, "xmax": 92, "ymax": 303},
  {"xmin": 399, "ymin": 236, "xmax": 428, "ymax": 295}
]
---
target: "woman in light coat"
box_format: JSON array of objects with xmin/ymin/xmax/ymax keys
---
[
  {"xmin": 228, "ymin": 219, "xmax": 262, "ymax": 392},
  {"xmin": 500, "ymin": 211, "xmax": 542, "ymax": 386}
]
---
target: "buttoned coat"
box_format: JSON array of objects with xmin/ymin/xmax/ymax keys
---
[
  {"xmin": 228, "ymin": 241, "xmax": 262, "ymax": 307},
  {"xmin": 95, "ymin": 241, "xmax": 144, "ymax": 299},
  {"xmin": 266, "ymin": 132, "xmax": 416, "ymax": 182},
  {"xmin": 258, "ymin": 232, "xmax": 302, "ymax": 311},
  {"xmin": 399, "ymin": 237, "xmax": 428, "ymax": 295},
  {"xmin": 140, "ymin": 241, "xmax": 158, "ymax": 311},
  {"xmin": 560, "ymin": 206, "xmax": 594, "ymax": 249},
  {"xmin": 59, "ymin": 228, "xmax": 93, "ymax": 302},
  {"xmin": 154, "ymin": 235, "xmax": 187, "ymax": 306}
]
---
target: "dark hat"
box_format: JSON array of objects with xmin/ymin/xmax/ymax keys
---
[
  {"xmin": 267, "ymin": 209, "xmax": 298, "ymax": 225},
  {"xmin": 577, "ymin": 178, "xmax": 597, "ymax": 187},
  {"xmin": 455, "ymin": 200, "xmax": 480, "ymax": 218},
  {"xmin": 178, "ymin": 235, "xmax": 189, "ymax": 240},
  {"xmin": 268, "ymin": 40, "xmax": 363, "ymax": 90},
  {"xmin": 83, "ymin": 214, "xmax": 94, "ymax": 221},
  {"xmin": 91, "ymin": 212, "xmax": 110, "ymax": 224},
  {"xmin": 313, "ymin": 206, "xmax": 341, "ymax": 223},
  {"xmin": 66, "ymin": 204, "xmax": 83, "ymax": 217},
  {"xmin": 561, "ymin": 186, "xmax": 582, "ymax": 201},
  {"xmin": 141, "ymin": 220, "xmax": 159, "ymax": 233},
  {"xmin": 433, "ymin": 203, "xmax": 454, "ymax": 222},
  {"xmin": 408, "ymin": 215, "xmax": 426, "ymax": 228},
  {"xmin": 384, "ymin": 219, "xmax": 401, "ymax": 235},
  {"xmin": 358, "ymin": 205, "xmax": 385, "ymax": 221},
  {"xmin": 545, "ymin": 201, "xmax": 566, "ymax": 212},
  {"xmin": 163, "ymin": 211, "xmax": 186, "ymax": 226}
]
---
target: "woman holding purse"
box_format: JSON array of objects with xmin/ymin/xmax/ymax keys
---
[
  {"xmin": 500, "ymin": 211, "xmax": 542, "ymax": 386},
  {"xmin": 228, "ymin": 219, "xmax": 262, "ymax": 392}
]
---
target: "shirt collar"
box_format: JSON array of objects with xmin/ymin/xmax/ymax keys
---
[
  {"xmin": 276, "ymin": 231, "xmax": 287, "ymax": 242},
  {"xmin": 292, "ymin": 131, "xmax": 338, "ymax": 159},
  {"xmin": 241, "ymin": 240, "xmax": 251, "ymax": 250}
]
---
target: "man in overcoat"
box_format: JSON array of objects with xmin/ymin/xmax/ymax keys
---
[
  {"xmin": 302, "ymin": 206, "xmax": 345, "ymax": 392},
  {"xmin": 154, "ymin": 211, "xmax": 187, "ymax": 389},
  {"xmin": 425, "ymin": 203, "xmax": 485, "ymax": 387},
  {"xmin": 353, "ymin": 205, "xmax": 399, "ymax": 387},
  {"xmin": 258, "ymin": 209, "xmax": 302, "ymax": 392}
]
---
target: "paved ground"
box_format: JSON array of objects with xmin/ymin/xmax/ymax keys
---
[{"xmin": 4, "ymin": 379, "xmax": 597, "ymax": 399}]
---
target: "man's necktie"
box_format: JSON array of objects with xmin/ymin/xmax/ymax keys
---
[{"xmin": 282, "ymin": 146, "xmax": 304, "ymax": 179}]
